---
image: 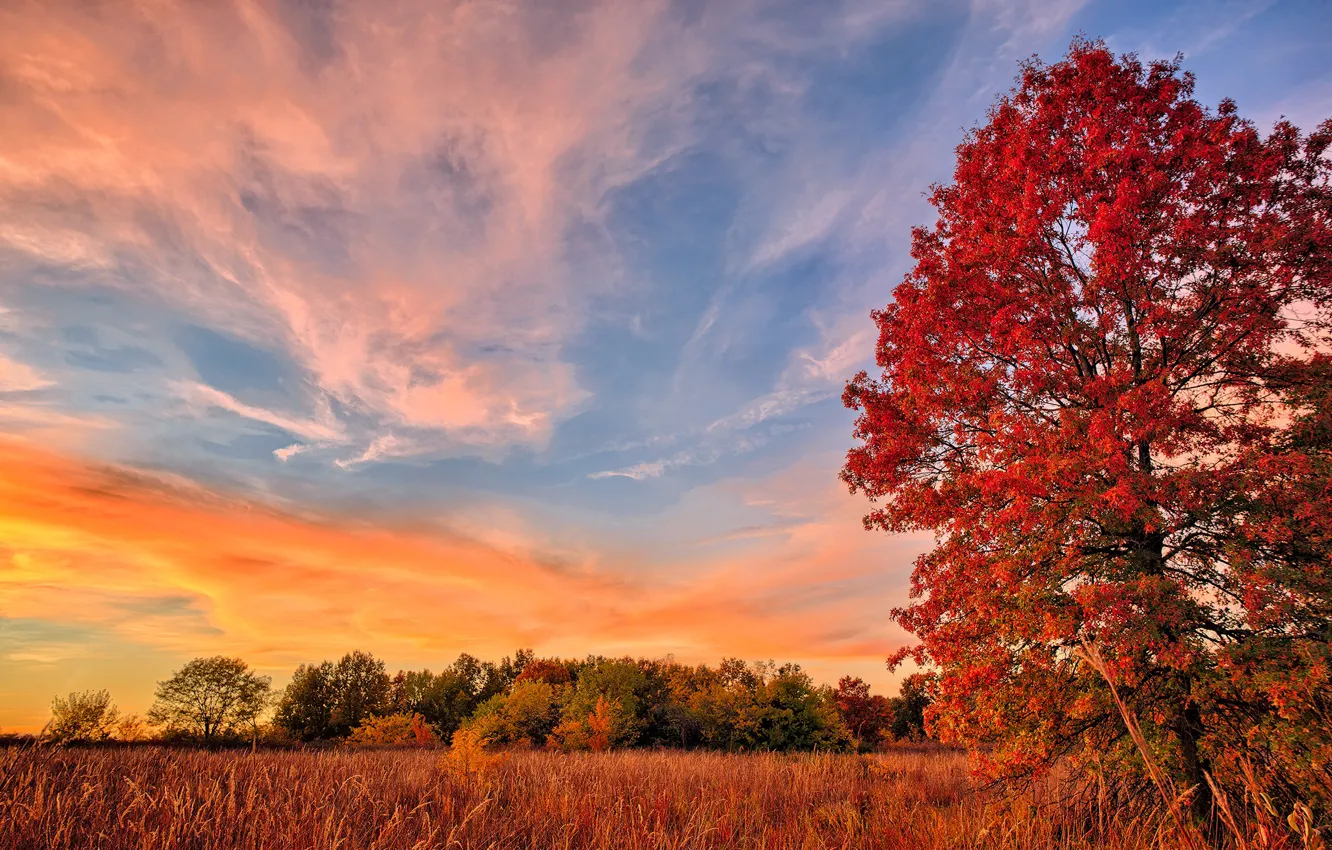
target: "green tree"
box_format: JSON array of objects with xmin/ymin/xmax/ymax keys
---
[
  {"xmin": 548, "ymin": 659, "xmax": 647, "ymax": 750},
  {"xmin": 685, "ymin": 661, "xmax": 852, "ymax": 752},
  {"xmin": 329, "ymin": 651, "xmax": 391, "ymax": 736},
  {"xmin": 277, "ymin": 651, "xmax": 393, "ymax": 740},
  {"xmin": 390, "ymin": 666, "xmax": 487, "ymax": 739},
  {"xmin": 653, "ymin": 661, "xmax": 713, "ymax": 748},
  {"xmin": 887, "ymin": 674, "xmax": 931, "ymax": 742},
  {"xmin": 493, "ymin": 648, "xmax": 535, "ymax": 692},
  {"xmin": 274, "ymin": 661, "xmax": 337, "ymax": 741},
  {"xmin": 690, "ymin": 672, "xmax": 756, "ymax": 751},
  {"xmin": 48, "ymin": 689, "xmax": 120, "ymax": 744},
  {"xmin": 760, "ymin": 665, "xmax": 852, "ymax": 752},
  {"xmin": 467, "ymin": 679, "xmax": 567, "ymax": 747},
  {"xmin": 148, "ymin": 657, "xmax": 271, "ymax": 742}
]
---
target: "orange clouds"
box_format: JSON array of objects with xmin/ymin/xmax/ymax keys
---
[
  {"xmin": 0, "ymin": 437, "xmax": 597, "ymax": 662},
  {"xmin": 0, "ymin": 440, "xmax": 917, "ymax": 685}
]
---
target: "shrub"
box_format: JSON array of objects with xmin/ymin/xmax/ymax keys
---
[
  {"xmin": 112, "ymin": 714, "xmax": 151, "ymax": 743},
  {"xmin": 346, "ymin": 713, "xmax": 435, "ymax": 747},
  {"xmin": 440, "ymin": 726, "xmax": 506, "ymax": 781}
]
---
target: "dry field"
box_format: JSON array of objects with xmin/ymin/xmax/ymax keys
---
[{"xmin": 0, "ymin": 745, "xmax": 1204, "ymax": 849}]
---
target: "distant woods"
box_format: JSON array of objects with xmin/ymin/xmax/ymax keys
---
[{"xmin": 40, "ymin": 650, "xmax": 929, "ymax": 752}]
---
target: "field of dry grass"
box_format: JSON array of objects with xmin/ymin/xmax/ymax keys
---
[{"xmin": 0, "ymin": 744, "xmax": 1216, "ymax": 849}]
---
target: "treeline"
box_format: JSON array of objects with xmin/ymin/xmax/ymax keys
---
[{"xmin": 39, "ymin": 650, "xmax": 930, "ymax": 753}]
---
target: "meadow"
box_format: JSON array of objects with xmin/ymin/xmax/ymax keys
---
[{"xmin": 0, "ymin": 744, "xmax": 1209, "ymax": 850}]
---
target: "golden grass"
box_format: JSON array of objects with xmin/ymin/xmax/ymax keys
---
[{"xmin": 0, "ymin": 745, "xmax": 1211, "ymax": 849}]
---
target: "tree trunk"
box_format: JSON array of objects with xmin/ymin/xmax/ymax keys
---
[
  {"xmin": 1133, "ymin": 440, "xmax": 1215, "ymax": 832},
  {"xmin": 1174, "ymin": 704, "xmax": 1214, "ymax": 828}
]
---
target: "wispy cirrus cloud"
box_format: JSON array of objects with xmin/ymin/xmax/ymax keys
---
[
  {"xmin": 173, "ymin": 381, "xmax": 345, "ymax": 444},
  {"xmin": 0, "ymin": 0, "xmax": 929, "ymax": 468},
  {"xmin": 1, "ymin": 0, "xmax": 657, "ymax": 460}
]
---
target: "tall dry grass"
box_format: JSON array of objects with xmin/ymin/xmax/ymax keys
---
[{"xmin": 0, "ymin": 744, "xmax": 1247, "ymax": 849}]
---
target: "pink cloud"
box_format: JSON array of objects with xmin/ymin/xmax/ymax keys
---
[
  {"xmin": 0, "ymin": 0, "xmax": 719, "ymax": 458},
  {"xmin": 0, "ymin": 353, "xmax": 51, "ymax": 392}
]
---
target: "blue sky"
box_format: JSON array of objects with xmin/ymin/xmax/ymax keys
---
[{"xmin": 1, "ymin": 0, "xmax": 1329, "ymax": 729}]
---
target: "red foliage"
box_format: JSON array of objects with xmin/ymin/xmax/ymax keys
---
[
  {"xmin": 410, "ymin": 714, "xmax": 433, "ymax": 746},
  {"xmin": 515, "ymin": 659, "xmax": 573, "ymax": 686},
  {"xmin": 844, "ymin": 40, "xmax": 1332, "ymax": 813},
  {"xmin": 833, "ymin": 677, "xmax": 893, "ymax": 748}
]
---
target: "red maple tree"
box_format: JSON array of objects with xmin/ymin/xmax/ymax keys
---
[
  {"xmin": 844, "ymin": 40, "xmax": 1332, "ymax": 818},
  {"xmin": 833, "ymin": 676, "xmax": 894, "ymax": 749}
]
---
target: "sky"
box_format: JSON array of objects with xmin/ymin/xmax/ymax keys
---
[{"xmin": 1, "ymin": 0, "xmax": 1330, "ymax": 731}]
